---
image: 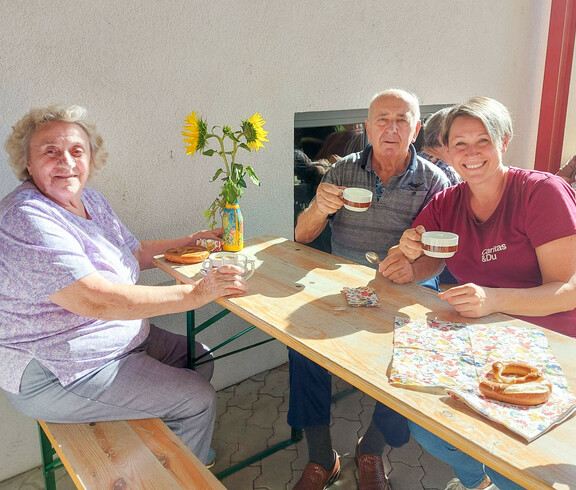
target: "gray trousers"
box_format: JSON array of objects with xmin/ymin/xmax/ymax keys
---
[{"xmin": 4, "ymin": 325, "xmax": 217, "ymax": 464}]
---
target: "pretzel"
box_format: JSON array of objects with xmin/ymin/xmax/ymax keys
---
[
  {"xmin": 163, "ymin": 246, "xmax": 210, "ymax": 264},
  {"xmin": 478, "ymin": 361, "xmax": 552, "ymax": 406}
]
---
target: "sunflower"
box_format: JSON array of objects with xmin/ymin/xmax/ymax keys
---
[
  {"xmin": 180, "ymin": 110, "xmax": 266, "ymax": 229},
  {"xmin": 242, "ymin": 113, "xmax": 269, "ymax": 151},
  {"xmin": 182, "ymin": 112, "xmax": 208, "ymax": 154}
]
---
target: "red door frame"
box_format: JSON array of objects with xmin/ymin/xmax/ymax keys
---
[{"xmin": 535, "ymin": 0, "xmax": 576, "ymax": 173}]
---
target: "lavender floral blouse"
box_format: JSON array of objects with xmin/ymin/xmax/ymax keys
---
[{"xmin": 0, "ymin": 181, "xmax": 149, "ymax": 393}]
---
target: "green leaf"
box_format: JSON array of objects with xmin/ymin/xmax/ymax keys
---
[
  {"xmin": 202, "ymin": 149, "xmax": 217, "ymax": 156},
  {"xmin": 231, "ymin": 163, "xmax": 243, "ymax": 183},
  {"xmin": 246, "ymin": 165, "xmax": 261, "ymax": 186},
  {"xmin": 222, "ymin": 180, "xmax": 233, "ymax": 200},
  {"xmin": 210, "ymin": 168, "xmax": 224, "ymax": 182},
  {"xmin": 223, "ymin": 187, "xmax": 236, "ymax": 204},
  {"xmin": 238, "ymin": 143, "xmax": 251, "ymax": 152},
  {"xmin": 204, "ymin": 200, "xmax": 218, "ymax": 229},
  {"xmin": 239, "ymin": 176, "xmax": 247, "ymax": 188},
  {"xmin": 206, "ymin": 195, "xmax": 228, "ymax": 229},
  {"xmin": 223, "ymin": 179, "xmax": 244, "ymax": 204},
  {"xmin": 227, "ymin": 132, "xmax": 240, "ymax": 143}
]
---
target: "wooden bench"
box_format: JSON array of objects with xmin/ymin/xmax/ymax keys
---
[{"xmin": 37, "ymin": 418, "xmax": 225, "ymax": 489}]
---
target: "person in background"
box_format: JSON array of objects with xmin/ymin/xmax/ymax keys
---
[
  {"xmin": 291, "ymin": 88, "xmax": 451, "ymax": 490},
  {"xmin": 418, "ymin": 106, "xmax": 462, "ymax": 286},
  {"xmin": 418, "ymin": 107, "xmax": 462, "ymax": 186},
  {"xmin": 315, "ymin": 123, "xmax": 365, "ymax": 160},
  {"xmin": 555, "ymin": 153, "xmax": 576, "ymax": 188},
  {"xmin": 380, "ymin": 96, "xmax": 576, "ymax": 490},
  {"xmin": 0, "ymin": 105, "xmax": 249, "ymax": 465}
]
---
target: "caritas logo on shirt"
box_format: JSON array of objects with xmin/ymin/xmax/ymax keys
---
[{"xmin": 482, "ymin": 243, "xmax": 507, "ymax": 262}]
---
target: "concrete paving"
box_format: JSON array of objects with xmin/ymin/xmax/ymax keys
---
[
  {"xmin": 213, "ymin": 363, "xmax": 456, "ymax": 490},
  {"xmin": 0, "ymin": 363, "xmax": 455, "ymax": 490}
]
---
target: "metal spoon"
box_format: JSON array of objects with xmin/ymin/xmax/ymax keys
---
[{"xmin": 365, "ymin": 251, "xmax": 381, "ymax": 264}]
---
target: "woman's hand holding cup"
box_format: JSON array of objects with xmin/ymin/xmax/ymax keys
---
[
  {"xmin": 399, "ymin": 226, "xmax": 459, "ymax": 261},
  {"xmin": 398, "ymin": 225, "xmax": 427, "ymax": 261},
  {"xmin": 201, "ymin": 253, "xmax": 255, "ymax": 279},
  {"xmin": 197, "ymin": 264, "xmax": 248, "ymax": 300}
]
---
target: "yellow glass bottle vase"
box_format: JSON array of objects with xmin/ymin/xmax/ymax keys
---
[{"xmin": 222, "ymin": 201, "xmax": 244, "ymax": 251}]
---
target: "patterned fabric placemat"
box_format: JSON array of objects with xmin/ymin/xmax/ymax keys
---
[{"xmin": 389, "ymin": 317, "xmax": 576, "ymax": 441}]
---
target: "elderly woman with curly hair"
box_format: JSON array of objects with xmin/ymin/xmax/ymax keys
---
[{"xmin": 0, "ymin": 105, "xmax": 248, "ymax": 464}]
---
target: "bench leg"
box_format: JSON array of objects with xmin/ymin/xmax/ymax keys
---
[{"xmin": 38, "ymin": 423, "xmax": 61, "ymax": 490}]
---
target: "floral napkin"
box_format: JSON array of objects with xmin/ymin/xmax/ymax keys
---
[
  {"xmin": 341, "ymin": 286, "xmax": 380, "ymax": 307},
  {"xmin": 389, "ymin": 317, "xmax": 576, "ymax": 442}
]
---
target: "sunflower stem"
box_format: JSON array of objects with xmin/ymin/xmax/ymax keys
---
[
  {"xmin": 230, "ymin": 135, "xmax": 240, "ymax": 165},
  {"xmin": 214, "ymin": 134, "xmax": 231, "ymax": 178}
]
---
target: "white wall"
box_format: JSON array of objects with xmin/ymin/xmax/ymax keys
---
[{"xmin": 0, "ymin": 0, "xmax": 551, "ymax": 481}]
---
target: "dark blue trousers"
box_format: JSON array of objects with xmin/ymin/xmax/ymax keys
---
[{"xmin": 287, "ymin": 348, "xmax": 409, "ymax": 447}]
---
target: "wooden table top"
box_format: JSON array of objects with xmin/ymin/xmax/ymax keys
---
[{"xmin": 154, "ymin": 235, "xmax": 576, "ymax": 489}]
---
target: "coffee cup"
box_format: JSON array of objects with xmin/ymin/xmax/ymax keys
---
[
  {"xmin": 342, "ymin": 187, "xmax": 373, "ymax": 212},
  {"xmin": 201, "ymin": 252, "xmax": 256, "ymax": 279},
  {"xmin": 421, "ymin": 231, "xmax": 459, "ymax": 258}
]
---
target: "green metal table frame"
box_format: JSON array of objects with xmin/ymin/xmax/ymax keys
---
[
  {"xmin": 38, "ymin": 423, "xmax": 64, "ymax": 490},
  {"xmin": 36, "ymin": 308, "xmax": 303, "ymax": 489},
  {"xmin": 37, "ymin": 307, "xmax": 352, "ymax": 486},
  {"xmin": 185, "ymin": 308, "xmax": 303, "ymax": 480}
]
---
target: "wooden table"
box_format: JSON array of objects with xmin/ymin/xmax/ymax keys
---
[{"xmin": 154, "ymin": 235, "xmax": 576, "ymax": 489}]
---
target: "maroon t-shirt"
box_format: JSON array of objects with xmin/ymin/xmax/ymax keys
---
[{"xmin": 413, "ymin": 167, "xmax": 576, "ymax": 338}]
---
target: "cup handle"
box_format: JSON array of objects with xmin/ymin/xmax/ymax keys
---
[{"xmin": 244, "ymin": 260, "xmax": 256, "ymax": 279}]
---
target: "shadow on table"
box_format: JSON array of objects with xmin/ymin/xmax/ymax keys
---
[
  {"xmin": 250, "ymin": 242, "xmax": 341, "ymax": 299},
  {"xmin": 279, "ymin": 274, "xmax": 424, "ymax": 341},
  {"xmin": 526, "ymin": 463, "xmax": 576, "ymax": 489},
  {"xmin": 280, "ymin": 273, "xmax": 512, "ymax": 341},
  {"xmin": 282, "ymin": 288, "xmax": 397, "ymax": 340},
  {"xmin": 367, "ymin": 276, "xmax": 513, "ymax": 328}
]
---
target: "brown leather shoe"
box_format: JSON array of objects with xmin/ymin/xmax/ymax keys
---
[
  {"xmin": 356, "ymin": 440, "xmax": 390, "ymax": 490},
  {"xmin": 293, "ymin": 450, "xmax": 341, "ymax": 490}
]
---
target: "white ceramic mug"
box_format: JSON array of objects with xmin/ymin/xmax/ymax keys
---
[
  {"xmin": 342, "ymin": 187, "xmax": 373, "ymax": 212},
  {"xmin": 201, "ymin": 252, "xmax": 256, "ymax": 279},
  {"xmin": 421, "ymin": 231, "xmax": 459, "ymax": 258}
]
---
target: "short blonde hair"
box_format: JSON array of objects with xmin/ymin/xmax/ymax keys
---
[
  {"xmin": 4, "ymin": 105, "xmax": 107, "ymax": 181},
  {"xmin": 422, "ymin": 107, "xmax": 451, "ymax": 149},
  {"xmin": 442, "ymin": 97, "xmax": 513, "ymax": 150}
]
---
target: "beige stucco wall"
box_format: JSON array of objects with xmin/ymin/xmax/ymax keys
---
[{"xmin": 0, "ymin": 0, "xmax": 551, "ymax": 481}]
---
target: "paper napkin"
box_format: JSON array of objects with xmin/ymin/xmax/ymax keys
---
[
  {"xmin": 389, "ymin": 317, "xmax": 576, "ymax": 442},
  {"xmin": 341, "ymin": 286, "xmax": 380, "ymax": 307}
]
